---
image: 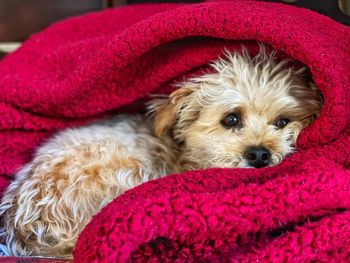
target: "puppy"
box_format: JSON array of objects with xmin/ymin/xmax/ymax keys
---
[{"xmin": 0, "ymin": 46, "xmax": 323, "ymax": 258}]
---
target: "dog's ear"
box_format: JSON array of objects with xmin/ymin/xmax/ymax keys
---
[
  {"xmin": 292, "ymin": 68, "xmax": 324, "ymax": 116},
  {"xmin": 152, "ymin": 87, "xmax": 193, "ymax": 137}
]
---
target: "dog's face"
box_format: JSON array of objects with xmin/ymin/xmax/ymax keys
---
[{"xmin": 151, "ymin": 48, "xmax": 323, "ymax": 170}]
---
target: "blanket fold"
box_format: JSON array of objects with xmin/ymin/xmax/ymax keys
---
[{"xmin": 0, "ymin": 0, "xmax": 349, "ymax": 262}]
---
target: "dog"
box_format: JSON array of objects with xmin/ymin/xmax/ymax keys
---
[{"xmin": 0, "ymin": 46, "xmax": 323, "ymax": 258}]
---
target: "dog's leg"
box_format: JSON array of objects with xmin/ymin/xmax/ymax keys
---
[{"xmin": 0, "ymin": 137, "xmax": 144, "ymax": 258}]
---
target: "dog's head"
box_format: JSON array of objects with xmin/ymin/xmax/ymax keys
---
[{"xmin": 149, "ymin": 47, "xmax": 323, "ymax": 170}]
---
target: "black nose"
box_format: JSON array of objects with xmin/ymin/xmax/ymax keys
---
[{"xmin": 245, "ymin": 146, "xmax": 271, "ymax": 168}]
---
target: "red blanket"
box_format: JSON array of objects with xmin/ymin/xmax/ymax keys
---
[{"xmin": 0, "ymin": 0, "xmax": 349, "ymax": 262}]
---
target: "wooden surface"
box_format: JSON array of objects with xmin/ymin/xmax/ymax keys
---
[
  {"xmin": 0, "ymin": 0, "xmax": 348, "ymax": 43},
  {"xmin": 0, "ymin": 0, "xmax": 104, "ymax": 42},
  {"xmin": 339, "ymin": 0, "xmax": 350, "ymax": 16},
  {"xmin": 270, "ymin": 0, "xmax": 350, "ymax": 25}
]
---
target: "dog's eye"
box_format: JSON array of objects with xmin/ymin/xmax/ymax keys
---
[
  {"xmin": 274, "ymin": 118, "xmax": 290, "ymax": 129},
  {"xmin": 221, "ymin": 114, "xmax": 239, "ymax": 128}
]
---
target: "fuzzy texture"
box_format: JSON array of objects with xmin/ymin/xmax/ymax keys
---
[
  {"xmin": 151, "ymin": 48, "xmax": 322, "ymax": 170},
  {"xmin": 0, "ymin": 48, "xmax": 322, "ymax": 257},
  {"xmin": 0, "ymin": 0, "xmax": 349, "ymax": 262},
  {"xmin": 0, "ymin": 115, "xmax": 178, "ymax": 257}
]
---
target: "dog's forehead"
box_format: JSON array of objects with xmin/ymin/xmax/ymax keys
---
[{"xmin": 209, "ymin": 82, "xmax": 299, "ymax": 115}]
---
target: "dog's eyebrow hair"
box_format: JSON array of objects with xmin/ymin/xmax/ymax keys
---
[
  {"xmin": 222, "ymin": 107, "xmax": 244, "ymax": 116},
  {"xmin": 270, "ymin": 111, "xmax": 316, "ymax": 124},
  {"xmin": 299, "ymin": 114, "xmax": 317, "ymax": 121}
]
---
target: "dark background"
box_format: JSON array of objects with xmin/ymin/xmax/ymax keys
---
[{"xmin": 0, "ymin": 0, "xmax": 349, "ymax": 58}]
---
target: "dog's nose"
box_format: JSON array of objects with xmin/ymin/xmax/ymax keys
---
[{"xmin": 245, "ymin": 146, "xmax": 271, "ymax": 168}]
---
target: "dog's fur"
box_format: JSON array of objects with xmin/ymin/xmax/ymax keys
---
[{"xmin": 0, "ymin": 47, "xmax": 323, "ymax": 258}]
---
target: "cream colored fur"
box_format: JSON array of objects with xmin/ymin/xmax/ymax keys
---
[{"xmin": 0, "ymin": 46, "xmax": 322, "ymax": 258}]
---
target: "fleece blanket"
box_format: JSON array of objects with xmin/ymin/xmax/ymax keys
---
[{"xmin": 0, "ymin": 0, "xmax": 349, "ymax": 262}]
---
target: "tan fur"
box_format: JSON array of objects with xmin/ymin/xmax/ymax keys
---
[
  {"xmin": 153, "ymin": 87, "xmax": 193, "ymax": 137},
  {"xmin": 0, "ymin": 46, "xmax": 322, "ymax": 258},
  {"xmin": 153, "ymin": 47, "xmax": 322, "ymax": 169}
]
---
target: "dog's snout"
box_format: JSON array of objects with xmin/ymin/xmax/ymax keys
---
[{"xmin": 245, "ymin": 146, "xmax": 271, "ymax": 168}]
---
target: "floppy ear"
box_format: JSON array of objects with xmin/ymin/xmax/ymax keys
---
[
  {"xmin": 151, "ymin": 87, "xmax": 193, "ymax": 137},
  {"xmin": 293, "ymin": 68, "xmax": 324, "ymax": 117},
  {"xmin": 288, "ymin": 69, "xmax": 324, "ymax": 129}
]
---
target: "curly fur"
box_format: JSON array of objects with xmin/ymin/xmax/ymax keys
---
[{"xmin": 0, "ymin": 47, "xmax": 322, "ymax": 258}]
